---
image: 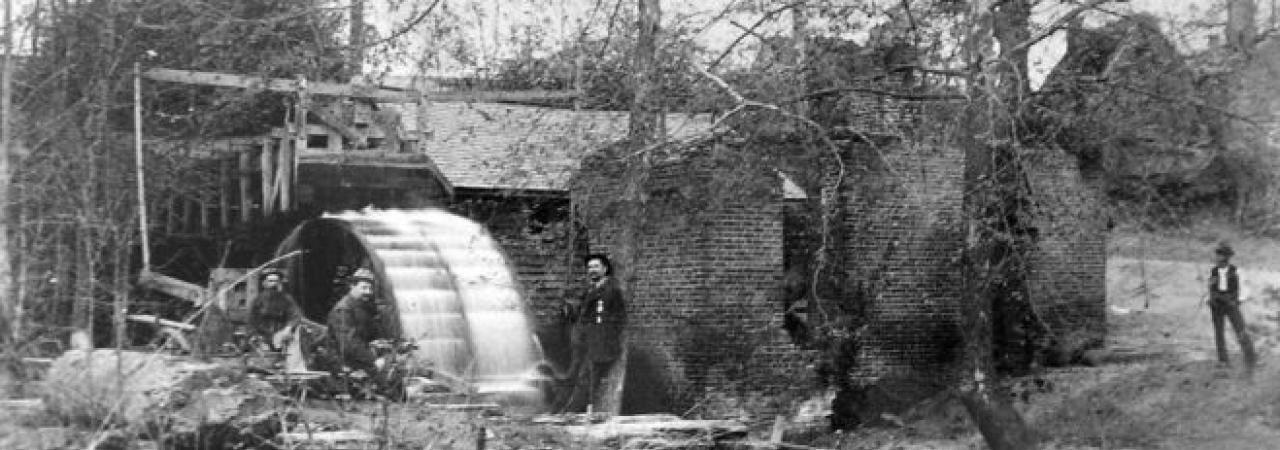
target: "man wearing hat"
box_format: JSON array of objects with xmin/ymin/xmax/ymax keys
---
[
  {"xmin": 557, "ymin": 254, "xmax": 627, "ymax": 412},
  {"xmin": 324, "ymin": 267, "xmax": 383, "ymax": 377},
  {"xmin": 1208, "ymin": 243, "xmax": 1257, "ymax": 369},
  {"xmin": 248, "ymin": 268, "xmax": 302, "ymax": 351}
]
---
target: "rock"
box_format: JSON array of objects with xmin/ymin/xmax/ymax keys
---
[
  {"xmin": 40, "ymin": 350, "xmax": 277, "ymax": 433},
  {"xmin": 1080, "ymin": 349, "xmax": 1111, "ymax": 367}
]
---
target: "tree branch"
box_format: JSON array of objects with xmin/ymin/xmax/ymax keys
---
[
  {"xmin": 707, "ymin": 1, "xmax": 804, "ymax": 72},
  {"xmin": 360, "ymin": 0, "xmax": 443, "ymax": 50},
  {"xmin": 1004, "ymin": 0, "xmax": 1112, "ymax": 56}
]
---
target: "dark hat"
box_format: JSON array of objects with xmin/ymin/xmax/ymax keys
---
[
  {"xmin": 350, "ymin": 267, "xmax": 376, "ymax": 284},
  {"xmin": 1215, "ymin": 243, "xmax": 1235, "ymax": 257}
]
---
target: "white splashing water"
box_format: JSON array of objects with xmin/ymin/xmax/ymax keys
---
[{"xmin": 325, "ymin": 208, "xmax": 543, "ymax": 393}]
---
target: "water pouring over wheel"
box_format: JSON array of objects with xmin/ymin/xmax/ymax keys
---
[{"xmin": 273, "ymin": 208, "xmax": 546, "ymax": 402}]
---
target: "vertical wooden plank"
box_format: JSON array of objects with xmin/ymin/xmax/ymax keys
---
[
  {"xmin": 165, "ymin": 196, "xmax": 177, "ymax": 235},
  {"xmin": 181, "ymin": 198, "xmax": 194, "ymax": 234},
  {"xmin": 239, "ymin": 148, "xmax": 252, "ymax": 223},
  {"xmin": 279, "ymin": 137, "xmax": 294, "ymax": 213},
  {"xmin": 219, "ymin": 157, "xmax": 231, "ymax": 229},
  {"xmin": 285, "ymin": 89, "xmax": 306, "ymax": 213},
  {"xmin": 199, "ymin": 198, "xmax": 210, "ymax": 235},
  {"xmin": 261, "ymin": 138, "xmax": 276, "ymax": 217}
]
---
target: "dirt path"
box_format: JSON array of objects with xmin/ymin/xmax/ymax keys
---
[{"xmin": 1107, "ymin": 257, "xmax": 1280, "ymax": 363}]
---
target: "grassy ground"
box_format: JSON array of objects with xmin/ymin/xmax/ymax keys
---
[{"xmin": 818, "ymin": 220, "xmax": 1280, "ymax": 450}]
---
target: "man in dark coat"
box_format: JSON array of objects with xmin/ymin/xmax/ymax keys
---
[
  {"xmin": 1208, "ymin": 243, "xmax": 1257, "ymax": 369},
  {"xmin": 558, "ymin": 254, "xmax": 627, "ymax": 412},
  {"xmin": 248, "ymin": 268, "xmax": 302, "ymax": 350},
  {"xmin": 323, "ymin": 267, "xmax": 382, "ymax": 376}
]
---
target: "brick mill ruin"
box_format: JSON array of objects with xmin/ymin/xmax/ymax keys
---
[
  {"xmin": 5, "ymin": 7, "xmax": 1117, "ymax": 444},
  {"xmin": 114, "ymin": 64, "xmax": 1107, "ymax": 421}
]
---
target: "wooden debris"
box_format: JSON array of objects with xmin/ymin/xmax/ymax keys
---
[
  {"xmin": 40, "ymin": 350, "xmax": 274, "ymax": 428},
  {"xmin": 562, "ymin": 414, "xmax": 749, "ymax": 442},
  {"xmin": 278, "ymin": 429, "xmax": 379, "ymax": 450}
]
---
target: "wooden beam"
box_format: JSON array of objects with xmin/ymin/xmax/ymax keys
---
[
  {"xmin": 309, "ymin": 108, "xmax": 362, "ymax": 145},
  {"xmin": 143, "ymin": 68, "xmax": 419, "ymax": 103},
  {"xmin": 125, "ymin": 314, "xmax": 197, "ymax": 332},
  {"xmin": 425, "ymin": 89, "xmax": 579, "ymax": 103},
  {"xmin": 143, "ymin": 67, "xmax": 578, "ymax": 103},
  {"xmin": 137, "ymin": 270, "xmax": 205, "ymax": 305}
]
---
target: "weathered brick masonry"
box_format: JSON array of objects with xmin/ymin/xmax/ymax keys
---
[
  {"xmin": 571, "ymin": 139, "xmax": 1106, "ymax": 416},
  {"xmin": 839, "ymin": 141, "xmax": 1106, "ymax": 403},
  {"xmin": 1024, "ymin": 149, "xmax": 1108, "ymax": 347},
  {"xmin": 574, "ymin": 150, "xmax": 815, "ymax": 415},
  {"xmin": 842, "ymin": 142, "xmax": 966, "ymax": 399}
]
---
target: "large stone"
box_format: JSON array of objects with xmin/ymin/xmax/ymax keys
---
[{"xmin": 40, "ymin": 350, "xmax": 275, "ymax": 429}]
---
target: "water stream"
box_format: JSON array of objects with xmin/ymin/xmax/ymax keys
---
[{"xmin": 279, "ymin": 208, "xmax": 545, "ymax": 397}]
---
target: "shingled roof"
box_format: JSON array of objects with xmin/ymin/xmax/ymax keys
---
[{"xmin": 398, "ymin": 102, "xmax": 714, "ymax": 192}]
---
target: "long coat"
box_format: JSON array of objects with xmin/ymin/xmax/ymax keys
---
[
  {"xmin": 576, "ymin": 277, "xmax": 627, "ymax": 363},
  {"xmin": 248, "ymin": 290, "xmax": 302, "ymax": 340},
  {"xmin": 324, "ymin": 294, "xmax": 380, "ymax": 372}
]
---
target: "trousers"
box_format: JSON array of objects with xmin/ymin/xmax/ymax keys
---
[{"xmin": 1209, "ymin": 298, "xmax": 1257, "ymax": 367}]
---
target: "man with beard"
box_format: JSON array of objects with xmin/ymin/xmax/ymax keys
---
[{"xmin": 247, "ymin": 268, "xmax": 302, "ymax": 351}]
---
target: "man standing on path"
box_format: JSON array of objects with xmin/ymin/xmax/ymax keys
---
[
  {"xmin": 559, "ymin": 254, "xmax": 627, "ymax": 412},
  {"xmin": 1208, "ymin": 243, "xmax": 1258, "ymax": 370}
]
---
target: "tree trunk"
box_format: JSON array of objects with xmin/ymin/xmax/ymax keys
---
[
  {"xmin": 349, "ymin": 0, "xmax": 364, "ymax": 80},
  {"xmin": 791, "ymin": 1, "xmax": 809, "ymax": 118},
  {"xmin": 1228, "ymin": 0, "xmax": 1258, "ymax": 56},
  {"xmin": 629, "ymin": 0, "xmax": 662, "ymax": 147},
  {"xmin": 957, "ymin": 1, "xmax": 1041, "ymax": 449},
  {"xmin": 0, "ymin": 0, "xmax": 14, "ymax": 343}
]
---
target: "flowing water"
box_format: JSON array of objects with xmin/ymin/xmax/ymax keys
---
[{"xmin": 314, "ymin": 208, "xmax": 544, "ymax": 395}]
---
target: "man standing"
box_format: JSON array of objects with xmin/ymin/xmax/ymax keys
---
[
  {"xmin": 324, "ymin": 267, "xmax": 382, "ymax": 377},
  {"xmin": 1208, "ymin": 243, "xmax": 1257, "ymax": 370},
  {"xmin": 560, "ymin": 254, "xmax": 627, "ymax": 412},
  {"xmin": 248, "ymin": 268, "xmax": 301, "ymax": 351}
]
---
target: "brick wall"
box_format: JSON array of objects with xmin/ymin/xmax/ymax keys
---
[
  {"xmin": 841, "ymin": 141, "xmax": 1107, "ymax": 405},
  {"xmin": 570, "ymin": 140, "xmax": 1106, "ymax": 417},
  {"xmin": 841, "ymin": 142, "xmax": 966, "ymax": 402},
  {"xmin": 1024, "ymin": 149, "xmax": 1108, "ymax": 347},
  {"xmin": 574, "ymin": 149, "xmax": 815, "ymax": 417}
]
